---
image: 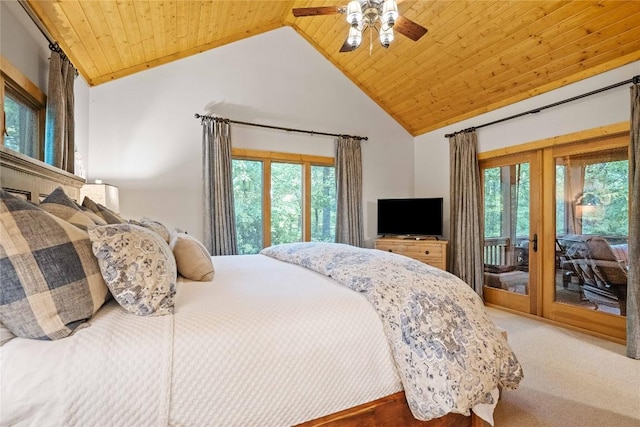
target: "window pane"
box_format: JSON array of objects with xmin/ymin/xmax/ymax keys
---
[
  {"xmin": 483, "ymin": 167, "xmax": 503, "ymax": 238},
  {"xmin": 271, "ymin": 162, "xmax": 302, "ymax": 245},
  {"xmin": 4, "ymin": 92, "xmax": 38, "ymax": 157},
  {"xmin": 483, "ymin": 162, "xmax": 530, "ymax": 296},
  {"xmin": 311, "ymin": 165, "xmax": 336, "ymax": 242},
  {"xmin": 232, "ymin": 159, "xmax": 263, "ymax": 254},
  {"xmin": 554, "ymin": 149, "xmax": 628, "ymax": 316}
]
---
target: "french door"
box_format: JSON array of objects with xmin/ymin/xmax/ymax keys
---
[
  {"xmin": 542, "ymin": 135, "xmax": 628, "ymax": 340},
  {"xmin": 481, "ymin": 152, "xmax": 541, "ymax": 315},
  {"xmin": 480, "ymin": 128, "xmax": 628, "ymax": 341}
]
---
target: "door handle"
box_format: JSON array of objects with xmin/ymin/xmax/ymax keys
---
[{"xmin": 532, "ymin": 233, "xmax": 538, "ymax": 252}]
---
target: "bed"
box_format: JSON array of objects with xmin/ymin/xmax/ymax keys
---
[{"xmin": 0, "ymin": 147, "xmax": 523, "ymax": 427}]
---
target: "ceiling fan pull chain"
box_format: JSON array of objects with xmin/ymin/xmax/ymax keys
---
[{"xmin": 369, "ymin": 26, "xmax": 373, "ymax": 57}]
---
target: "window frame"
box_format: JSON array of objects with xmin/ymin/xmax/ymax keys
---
[
  {"xmin": 232, "ymin": 148, "xmax": 335, "ymax": 249},
  {"xmin": 1, "ymin": 55, "xmax": 46, "ymax": 161}
]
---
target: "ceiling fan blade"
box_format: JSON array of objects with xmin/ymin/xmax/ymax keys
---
[
  {"xmin": 292, "ymin": 6, "xmax": 342, "ymax": 17},
  {"xmin": 394, "ymin": 15, "xmax": 428, "ymax": 41},
  {"xmin": 339, "ymin": 37, "xmax": 357, "ymax": 53}
]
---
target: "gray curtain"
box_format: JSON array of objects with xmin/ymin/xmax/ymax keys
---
[
  {"xmin": 335, "ymin": 136, "xmax": 364, "ymax": 247},
  {"xmin": 449, "ymin": 131, "xmax": 484, "ymax": 296},
  {"xmin": 628, "ymin": 82, "xmax": 639, "ymax": 359},
  {"xmin": 45, "ymin": 50, "xmax": 75, "ymax": 173},
  {"xmin": 202, "ymin": 118, "xmax": 237, "ymax": 255}
]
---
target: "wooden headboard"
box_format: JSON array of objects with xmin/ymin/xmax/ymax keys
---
[{"xmin": 0, "ymin": 146, "xmax": 85, "ymax": 203}]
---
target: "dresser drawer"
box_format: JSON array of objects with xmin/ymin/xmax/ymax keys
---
[{"xmin": 375, "ymin": 239, "xmax": 447, "ymax": 270}]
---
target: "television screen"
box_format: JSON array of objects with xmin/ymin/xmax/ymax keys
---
[{"xmin": 377, "ymin": 198, "xmax": 443, "ymax": 237}]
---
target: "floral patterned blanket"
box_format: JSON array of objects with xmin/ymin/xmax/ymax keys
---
[{"xmin": 261, "ymin": 242, "xmax": 523, "ymax": 421}]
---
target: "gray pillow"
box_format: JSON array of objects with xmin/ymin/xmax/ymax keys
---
[
  {"xmin": 88, "ymin": 224, "xmax": 176, "ymax": 316},
  {"xmin": 82, "ymin": 196, "xmax": 126, "ymax": 224},
  {"xmin": 40, "ymin": 187, "xmax": 96, "ymax": 230},
  {"xmin": 0, "ymin": 190, "xmax": 109, "ymax": 340}
]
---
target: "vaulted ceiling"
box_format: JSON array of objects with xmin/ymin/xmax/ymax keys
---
[{"xmin": 26, "ymin": 1, "xmax": 640, "ymax": 136}]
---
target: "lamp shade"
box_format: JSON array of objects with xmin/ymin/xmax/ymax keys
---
[{"xmin": 80, "ymin": 183, "xmax": 120, "ymax": 213}]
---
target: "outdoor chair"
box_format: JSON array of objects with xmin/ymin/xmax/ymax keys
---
[{"xmin": 564, "ymin": 236, "xmax": 628, "ymax": 316}]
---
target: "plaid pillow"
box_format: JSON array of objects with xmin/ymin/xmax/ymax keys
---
[
  {"xmin": 0, "ymin": 321, "xmax": 16, "ymax": 346},
  {"xmin": 80, "ymin": 207, "xmax": 108, "ymax": 225},
  {"xmin": 82, "ymin": 196, "xmax": 125, "ymax": 224},
  {"xmin": 40, "ymin": 187, "xmax": 96, "ymax": 230},
  {"xmin": 0, "ymin": 190, "xmax": 109, "ymax": 340}
]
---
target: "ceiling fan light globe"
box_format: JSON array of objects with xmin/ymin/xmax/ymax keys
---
[
  {"xmin": 348, "ymin": 26, "xmax": 363, "ymax": 49},
  {"xmin": 346, "ymin": 0, "xmax": 364, "ymax": 28},
  {"xmin": 379, "ymin": 23, "xmax": 394, "ymax": 47},
  {"xmin": 382, "ymin": 0, "xmax": 399, "ymax": 27}
]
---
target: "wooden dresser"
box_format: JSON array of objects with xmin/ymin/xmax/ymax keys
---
[{"xmin": 375, "ymin": 237, "xmax": 448, "ymax": 270}]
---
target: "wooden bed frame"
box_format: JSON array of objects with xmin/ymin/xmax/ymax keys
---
[{"xmin": 0, "ymin": 147, "xmax": 485, "ymax": 427}]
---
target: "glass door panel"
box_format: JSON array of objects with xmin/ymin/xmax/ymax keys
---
[
  {"xmin": 542, "ymin": 135, "xmax": 627, "ymax": 341},
  {"xmin": 481, "ymin": 152, "xmax": 539, "ymax": 314},
  {"xmin": 553, "ymin": 148, "xmax": 628, "ymax": 316}
]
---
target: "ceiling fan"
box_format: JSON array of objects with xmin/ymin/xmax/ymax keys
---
[{"xmin": 292, "ymin": 0, "xmax": 428, "ymax": 52}]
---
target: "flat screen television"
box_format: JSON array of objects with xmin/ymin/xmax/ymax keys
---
[{"xmin": 377, "ymin": 198, "xmax": 443, "ymax": 237}]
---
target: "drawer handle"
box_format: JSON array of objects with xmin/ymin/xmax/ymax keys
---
[{"xmin": 424, "ymin": 250, "xmax": 430, "ymax": 255}]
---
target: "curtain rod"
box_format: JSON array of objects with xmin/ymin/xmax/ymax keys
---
[
  {"xmin": 18, "ymin": 0, "xmax": 55, "ymax": 46},
  {"xmin": 194, "ymin": 114, "xmax": 368, "ymax": 141},
  {"xmin": 18, "ymin": 0, "xmax": 77, "ymax": 71},
  {"xmin": 444, "ymin": 74, "xmax": 640, "ymax": 138}
]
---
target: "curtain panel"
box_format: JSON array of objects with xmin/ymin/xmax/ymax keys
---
[
  {"xmin": 202, "ymin": 119, "xmax": 238, "ymax": 256},
  {"xmin": 449, "ymin": 131, "xmax": 484, "ymax": 296},
  {"xmin": 45, "ymin": 51, "xmax": 75, "ymax": 173},
  {"xmin": 335, "ymin": 137, "xmax": 364, "ymax": 247},
  {"xmin": 628, "ymin": 82, "xmax": 640, "ymax": 359}
]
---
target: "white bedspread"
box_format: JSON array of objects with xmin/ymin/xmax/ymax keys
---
[
  {"xmin": 1, "ymin": 255, "xmax": 402, "ymax": 426},
  {"xmin": 170, "ymin": 254, "xmax": 401, "ymax": 426},
  {"xmin": 0, "ymin": 302, "xmax": 173, "ymax": 426}
]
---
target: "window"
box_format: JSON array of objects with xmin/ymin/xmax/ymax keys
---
[
  {"xmin": 1, "ymin": 58, "xmax": 46, "ymax": 160},
  {"xmin": 232, "ymin": 149, "xmax": 336, "ymax": 254}
]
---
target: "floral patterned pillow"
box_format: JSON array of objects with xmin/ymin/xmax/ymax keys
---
[
  {"xmin": 129, "ymin": 217, "xmax": 170, "ymax": 243},
  {"xmin": 88, "ymin": 224, "xmax": 176, "ymax": 316}
]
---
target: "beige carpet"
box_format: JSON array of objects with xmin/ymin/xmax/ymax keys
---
[{"xmin": 487, "ymin": 308, "xmax": 640, "ymax": 427}]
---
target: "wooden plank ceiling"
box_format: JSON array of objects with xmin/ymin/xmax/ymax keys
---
[{"xmin": 27, "ymin": 1, "xmax": 640, "ymax": 136}]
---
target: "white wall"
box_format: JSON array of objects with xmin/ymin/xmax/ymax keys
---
[
  {"xmin": 74, "ymin": 76, "xmax": 91, "ymax": 178},
  {"xmin": 87, "ymin": 27, "xmax": 415, "ymax": 244},
  {"xmin": 414, "ymin": 61, "xmax": 640, "ymax": 240},
  {"xmin": 1, "ymin": 1, "xmax": 49, "ymax": 91},
  {"xmin": 1, "ymin": 0, "xmax": 91, "ymax": 176}
]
